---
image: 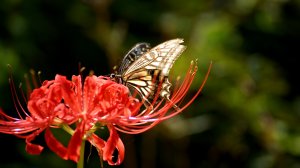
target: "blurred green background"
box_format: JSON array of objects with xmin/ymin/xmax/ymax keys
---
[{"xmin": 0, "ymin": 0, "xmax": 300, "ymax": 167}]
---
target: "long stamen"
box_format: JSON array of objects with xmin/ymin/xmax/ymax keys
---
[
  {"xmin": 18, "ymin": 83, "xmax": 30, "ymax": 117},
  {"xmin": 37, "ymin": 71, "xmax": 42, "ymax": 85},
  {"xmin": 179, "ymin": 61, "xmax": 212, "ymax": 110},
  {"xmin": 120, "ymin": 61, "xmax": 212, "ymax": 131},
  {"xmin": 161, "ymin": 61, "xmax": 212, "ymax": 120},
  {"xmin": 30, "ymin": 69, "xmax": 39, "ymax": 89},
  {"xmin": 24, "ymin": 74, "xmax": 32, "ymax": 98},
  {"xmin": 7, "ymin": 65, "xmax": 30, "ymax": 120}
]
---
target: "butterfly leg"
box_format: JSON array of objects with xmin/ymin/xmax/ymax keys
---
[
  {"xmin": 166, "ymin": 98, "xmax": 180, "ymax": 111},
  {"xmin": 142, "ymin": 98, "xmax": 154, "ymax": 112}
]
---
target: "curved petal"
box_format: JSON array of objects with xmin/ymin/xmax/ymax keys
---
[
  {"xmin": 57, "ymin": 75, "xmax": 82, "ymax": 114},
  {"xmin": 25, "ymin": 142, "xmax": 44, "ymax": 155},
  {"xmin": 88, "ymin": 133, "xmax": 106, "ymax": 161},
  {"xmin": 89, "ymin": 133, "xmax": 105, "ymax": 150},
  {"xmin": 67, "ymin": 121, "xmax": 85, "ymax": 162},
  {"xmin": 103, "ymin": 125, "xmax": 125, "ymax": 165},
  {"xmin": 25, "ymin": 131, "xmax": 44, "ymax": 155},
  {"xmin": 45, "ymin": 128, "xmax": 68, "ymax": 160}
]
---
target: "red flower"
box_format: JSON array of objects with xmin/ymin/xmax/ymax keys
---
[{"xmin": 0, "ymin": 61, "xmax": 211, "ymax": 166}]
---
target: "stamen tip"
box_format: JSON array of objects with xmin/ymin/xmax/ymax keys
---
[
  {"xmin": 89, "ymin": 70, "xmax": 94, "ymax": 76},
  {"xmin": 80, "ymin": 67, "xmax": 86, "ymax": 73},
  {"xmin": 30, "ymin": 69, "xmax": 35, "ymax": 75},
  {"xmin": 24, "ymin": 73, "xmax": 28, "ymax": 78}
]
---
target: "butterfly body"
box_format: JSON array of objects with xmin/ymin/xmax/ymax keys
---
[{"xmin": 112, "ymin": 39, "xmax": 186, "ymax": 107}]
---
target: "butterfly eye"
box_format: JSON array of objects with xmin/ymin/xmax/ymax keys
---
[
  {"xmin": 110, "ymin": 73, "xmax": 116, "ymax": 79},
  {"xmin": 110, "ymin": 73, "xmax": 123, "ymax": 83}
]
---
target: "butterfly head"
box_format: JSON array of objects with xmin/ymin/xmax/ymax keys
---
[{"xmin": 109, "ymin": 73, "xmax": 123, "ymax": 83}]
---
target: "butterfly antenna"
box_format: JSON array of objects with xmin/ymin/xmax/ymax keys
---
[{"xmin": 113, "ymin": 65, "xmax": 118, "ymax": 74}]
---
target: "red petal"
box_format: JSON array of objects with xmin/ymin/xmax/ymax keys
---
[
  {"xmin": 67, "ymin": 121, "xmax": 85, "ymax": 162},
  {"xmin": 83, "ymin": 76, "xmax": 97, "ymax": 113},
  {"xmin": 89, "ymin": 133, "xmax": 105, "ymax": 149},
  {"xmin": 25, "ymin": 130, "xmax": 44, "ymax": 155},
  {"xmin": 57, "ymin": 75, "xmax": 82, "ymax": 113},
  {"xmin": 26, "ymin": 142, "xmax": 43, "ymax": 155},
  {"xmin": 45, "ymin": 128, "xmax": 68, "ymax": 160},
  {"xmin": 88, "ymin": 134, "xmax": 106, "ymax": 160},
  {"xmin": 103, "ymin": 125, "xmax": 125, "ymax": 165}
]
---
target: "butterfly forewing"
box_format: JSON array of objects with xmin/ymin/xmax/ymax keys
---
[
  {"xmin": 118, "ymin": 43, "xmax": 151, "ymax": 74},
  {"xmin": 123, "ymin": 39, "xmax": 185, "ymax": 76},
  {"xmin": 160, "ymin": 45, "xmax": 186, "ymax": 75}
]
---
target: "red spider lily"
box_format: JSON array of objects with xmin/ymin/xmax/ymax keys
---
[
  {"xmin": 0, "ymin": 61, "xmax": 211, "ymax": 166},
  {"xmin": 0, "ymin": 74, "xmax": 138, "ymax": 165}
]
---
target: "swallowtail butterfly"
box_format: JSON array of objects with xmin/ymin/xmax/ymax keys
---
[{"xmin": 111, "ymin": 39, "xmax": 186, "ymax": 109}]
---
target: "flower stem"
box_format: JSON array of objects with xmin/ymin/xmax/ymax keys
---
[
  {"xmin": 61, "ymin": 123, "xmax": 75, "ymax": 135},
  {"xmin": 77, "ymin": 140, "xmax": 86, "ymax": 168}
]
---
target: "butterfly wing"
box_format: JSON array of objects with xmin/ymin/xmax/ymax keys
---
[
  {"xmin": 118, "ymin": 42, "xmax": 151, "ymax": 74},
  {"xmin": 121, "ymin": 38, "xmax": 186, "ymax": 102},
  {"xmin": 123, "ymin": 39, "xmax": 185, "ymax": 76}
]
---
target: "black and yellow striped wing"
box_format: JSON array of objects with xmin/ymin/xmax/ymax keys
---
[
  {"xmin": 119, "ymin": 39, "xmax": 186, "ymax": 104},
  {"xmin": 118, "ymin": 42, "xmax": 151, "ymax": 74}
]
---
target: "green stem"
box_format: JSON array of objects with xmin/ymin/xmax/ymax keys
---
[
  {"xmin": 61, "ymin": 123, "xmax": 75, "ymax": 135},
  {"xmin": 77, "ymin": 140, "xmax": 86, "ymax": 168}
]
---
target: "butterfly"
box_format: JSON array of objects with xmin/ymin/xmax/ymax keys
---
[{"xmin": 111, "ymin": 39, "xmax": 186, "ymax": 109}]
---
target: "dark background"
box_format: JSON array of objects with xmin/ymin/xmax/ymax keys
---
[{"xmin": 0, "ymin": 0, "xmax": 300, "ymax": 167}]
